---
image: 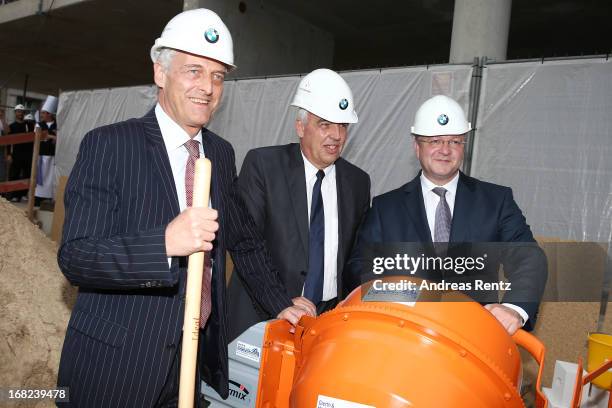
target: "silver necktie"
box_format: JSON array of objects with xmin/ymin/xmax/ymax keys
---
[{"xmin": 432, "ymin": 187, "xmax": 451, "ymax": 242}]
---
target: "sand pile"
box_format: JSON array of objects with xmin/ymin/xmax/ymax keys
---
[{"xmin": 0, "ymin": 198, "xmax": 76, "ymax": 407}]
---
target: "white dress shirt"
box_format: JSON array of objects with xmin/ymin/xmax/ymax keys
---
[
  {"xmin": 302, "ymin": 152, "xmax": 339, "ymax": 301},
  {"xmin": 155, "ymin": 104, "xmax": 204, "ymax": 212},
  {"xmin": 156, "ymin": 104, "xmax": 206, "ymax": 267},
  {"xmin": 420, "ymin": 171, "xmax": 528, "ymax": 325},
  {"xmin": 420, "ymin": 172, "xmax": 459, "ymax": 241}
]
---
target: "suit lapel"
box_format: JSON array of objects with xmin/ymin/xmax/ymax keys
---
[
  {"xmin": 335, "ymin": 159, "xmax": 351, "ymax": 279},
  {"xmin": 285, "ymin": 144, "xmax": 309, "ymax": 258},
  {"xmin": 402, "ymin": 174, "xmax": 433, "ymax": 243},
  {"xmin": 200, "ymin": 129, "xmax": 220, "ymax": 210},
  {"xmin": 449, "ymin": 172, "xmax": 474, "ymax": 242},
  {"xmin": 142, "ymin": 109, "xmax": 180, "ymax": 217}
]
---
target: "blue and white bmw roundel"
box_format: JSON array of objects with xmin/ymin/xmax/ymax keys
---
[
  {"xmin": 437, "ymin": 114, "xmax": 449, "ymax": 125},
  {"xmin": 204, "ymin": 27, "xmax": 219, "ymax": 43}
]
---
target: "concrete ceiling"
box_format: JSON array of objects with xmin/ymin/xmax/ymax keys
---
[
  {"xmin": 268, "ymin": 0, "xmax": 612, "ymax": 69},
  {"xmin": 0, "ymin": 0, "xmax": 183, "ymax": 95},
  {"xmin": 0, "ymin": 0, "xmax": 610, "ymax": 96}
]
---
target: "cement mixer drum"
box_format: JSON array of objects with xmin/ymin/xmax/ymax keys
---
[{"xmin": 256, "ymin": 279, "xmax": 548, "ymax": 408}]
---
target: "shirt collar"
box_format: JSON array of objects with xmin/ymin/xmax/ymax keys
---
[
  {"xmin": 155, "ymin": 103, "xmax": 202, "ymax": 151},
  {"xmin": 301, "ymin": 150, "xmax": 335, "ymax": 180},
  {"xmin": 420, "ymin": 171, "xmax": 460, "ymax": 195}
]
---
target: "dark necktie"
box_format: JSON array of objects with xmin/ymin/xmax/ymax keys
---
[
  {"xmin": 184, "ymin": 139, "xmax": 212, "ymax": 328},
  {"xmin": 432, "ymin": 187, "xmax": 452, "ymax": 242},
  {"xmin": 304, "ymin": 169, "xmax": 325, "ymax": 303}
]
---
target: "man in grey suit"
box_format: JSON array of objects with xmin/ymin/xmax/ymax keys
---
[
  {"xmin": 57, "ymin": 9, "xmax": 314, "ymax": 407},
  {"xmin": 228, "ymin": 69, "xmax": 371, "ymax": 341}
]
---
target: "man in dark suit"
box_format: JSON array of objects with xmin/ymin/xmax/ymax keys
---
[
  {"xmin": 348, "ymin": 95, "xmax": 546, "ymax": 334},
  {"xmin": 228, "ymin": 69, "xmax": 371, "ymax": 341},
  {"xmin": 57, "ymin": 9, "xmax": 314, "ymax": 408}
]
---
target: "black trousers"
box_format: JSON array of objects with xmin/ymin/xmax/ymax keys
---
[{"xmin": 7, "ymin": 155, "xmax": 31, "ymax": 199}]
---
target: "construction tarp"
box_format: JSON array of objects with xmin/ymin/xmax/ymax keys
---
[
  {"xmin": 55, "ymin": 58, "xmax": 612, "ymax": 241},
  {"xmin": 56, "ymin": 65, "xmax": 473, "ymax": 197},
  {"xmin": 471, "ymin": 58, "xmax": 612, "ymax": 241}
]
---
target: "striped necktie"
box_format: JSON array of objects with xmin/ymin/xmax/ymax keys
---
[
  {"xmin": 184, "ymin": 139, "xmax": 212, "ymax": 328},
  {"xmin": 432, "ymin": 187, "xmax": 451, "ymax": 242}
]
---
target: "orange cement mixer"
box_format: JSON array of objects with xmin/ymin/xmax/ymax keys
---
[{"xmin": 255, "ymin": 278, "xmax": 548, "ymax": 408}]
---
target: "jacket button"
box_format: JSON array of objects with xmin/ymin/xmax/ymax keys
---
[
  {"xmin": 145, "ymin": 281, "xmax": 152, "ymax": 287},
  {"xmin": 300, "ymin": 271, "xmax": 307, "ymax": 276}
]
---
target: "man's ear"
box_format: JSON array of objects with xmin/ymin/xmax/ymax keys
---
[
  {"xmin": 413, "ymin": 137, "xmax": 420, "ymax": 159},
  {"xmin": 295, "ymin": 119, "xmax": 304, "ymax": 139},
  {"xmin": 153, "ymin": 62, "xmax": 166, "ymax": 89}
]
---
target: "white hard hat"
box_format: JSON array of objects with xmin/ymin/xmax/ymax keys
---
[
  {"xmin": 411, "ymin": 95, "xmax": 471, "ymax": 136},
  {"xmin": 42, "ymin": 95, "xmax": 58, "ymax": 115},
  {"xmin": 291, "ymin": 68, "xmax": 358, "ymax": 124},
  {"xmin": 14, "ymin": 104, "xmax": 27, "ymax": 111},
  {"xmin": 150, "ymin": 8, "xmax": 235, "ymax": 71}
]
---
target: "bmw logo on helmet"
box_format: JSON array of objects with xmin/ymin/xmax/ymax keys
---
[
  {"xmin": 339, "ymin": 98, "xmax": 349, "ymax": 110},
  {"xmin": 437, "ymin": 114, "xmax": 449, "ymax": 126},
  {"xmin": 204, "ymin": 27, "xmax": 219, "ymax": 43}
]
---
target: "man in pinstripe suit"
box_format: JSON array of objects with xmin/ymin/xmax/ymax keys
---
[{"xmin": 56, "ymin": 9, "xmax": 315, "ymax": 407}]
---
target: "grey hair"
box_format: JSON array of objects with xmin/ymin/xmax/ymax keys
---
[
  {"xmin": 156, "ymin": 48, "xmax": 177, "ymax": 73},
  {"xmin": 296, "ymin": 108, "xmax": 309, "ymax": 124}
]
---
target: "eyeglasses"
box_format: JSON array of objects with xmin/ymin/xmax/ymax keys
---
[{"xmin": 417, "ymin": 138, "xmax": 467, "ymax": 148}]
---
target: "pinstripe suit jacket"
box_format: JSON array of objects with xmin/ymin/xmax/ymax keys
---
[{"xmin": 56, "ymin": 108, "xmax": 293, "ymax": 407}]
